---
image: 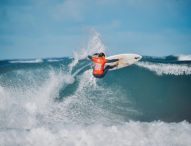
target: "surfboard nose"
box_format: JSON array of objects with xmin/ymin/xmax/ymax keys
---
[{"xmin": 134, "ymin": 55, "xmax": 142, "ymax": 60}]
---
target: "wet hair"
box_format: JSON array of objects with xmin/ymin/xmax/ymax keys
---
[
  {"xmin": 93, "ymin": 53, "xmax": 99, "ymax": 56},
  {"xmin": 98, "ymin": 52, "xmax": 105, "ymax": 57}
]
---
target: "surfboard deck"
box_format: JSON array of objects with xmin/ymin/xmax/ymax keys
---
[{"xmin": 106, "ymin": 54, "xmax": 142, "ymax": 70}]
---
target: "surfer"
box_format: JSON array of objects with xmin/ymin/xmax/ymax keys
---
[{"xmin": 88, "ymin": 52, "xmax": 119, "ymax": 78}]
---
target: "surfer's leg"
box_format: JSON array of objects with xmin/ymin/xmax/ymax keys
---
[
  {"xmin": 102, "ymin": 65, "xmax": 114, "ymax": 77},
  {"xmin": 105, "ymin": 63, "xmax": 118, "ymax": 70},
  {"xmin": 102, "ymin": 63, "xmax": 118, "ymax": 77}
]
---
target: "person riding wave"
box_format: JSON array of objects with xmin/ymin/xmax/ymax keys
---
[{"xmin": 88, "ymin": 52, "xmax": 119, "ymax": 78}]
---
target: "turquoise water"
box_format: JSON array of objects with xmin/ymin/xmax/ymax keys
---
[{"xmin": 0, "ymin": 56, "xmax": 191, "ymax": 146}]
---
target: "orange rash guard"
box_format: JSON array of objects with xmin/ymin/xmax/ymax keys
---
[{"xmin": 92, "ymin": 57, "xmax": 107, "ymax": 75}]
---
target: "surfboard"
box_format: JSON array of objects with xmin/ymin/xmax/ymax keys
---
[{"xmin": 106, "ymin": 54, "xmax": 142, "ymax": 70}]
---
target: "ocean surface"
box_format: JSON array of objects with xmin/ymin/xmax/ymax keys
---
[{"xmin": 0, "ymin": 55, "xmax": 191, "ymax": 146}]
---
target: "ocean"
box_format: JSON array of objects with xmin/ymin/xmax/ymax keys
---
[{"xmin": 0, "ymin": 55, "xmax": 191, "ymax": 146}]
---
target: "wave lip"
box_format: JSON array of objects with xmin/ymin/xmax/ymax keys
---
[
  {"xmin": 137, "ymin": 62, "xmax": 191, "ymax": 75},
  {"xmin": 9, "ymin": 59, "xmax": 43, "ymax": 64},
  {"xmin": 47, "ymin": 59, "xmax": 61, "ymax": 62}
]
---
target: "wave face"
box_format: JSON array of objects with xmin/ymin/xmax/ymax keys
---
[{"xmin": 0, "ymin": 55, "xmax": 191, "ymax": 146}]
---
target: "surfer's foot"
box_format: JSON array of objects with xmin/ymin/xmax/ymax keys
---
[{"xmin": 112, "ymin": 62, "xmax": 119, "ymax": 67}]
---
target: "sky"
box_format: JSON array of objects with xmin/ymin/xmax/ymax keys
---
[{"xmin": 0, "ymin": 0, "xmax": 191, "ymax": 59}]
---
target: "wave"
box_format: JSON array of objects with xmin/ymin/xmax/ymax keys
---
[
  {"xmin": 0, "ymin": 68, "xmax": 190, "ymax": 145},
  {"xmin": 1, "ymin": 66, "xmax": 191, "ymax": 145},
  {"xmin": 137, "ymin": 61, "xmax": 191, "ymax": 75}
]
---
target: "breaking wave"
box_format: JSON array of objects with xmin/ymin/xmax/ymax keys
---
[
  {"xmin": 178, "ymin": 55, "xmax": 191, "ymax": 61},
  {"xmin": 137, "ymin": 61, "xmax": 191, "ymax": 75}
]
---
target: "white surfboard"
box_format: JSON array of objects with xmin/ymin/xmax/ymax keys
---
[{"xmin": 106, "ymin": 54, "xmax": 142, "ymax": 70}]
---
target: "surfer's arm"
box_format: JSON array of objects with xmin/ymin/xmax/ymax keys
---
[
  {"xmin": 107, "ymin": 59, "xmax": 119, "ymax": 63},
  {"xmin": 88, "ymin": 53, "xmax": 99, "ymax": 60}
]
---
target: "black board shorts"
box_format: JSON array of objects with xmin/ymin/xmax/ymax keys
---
[{"xmin": 93, "ymin": 74, "xmax": 105, "ymax": 78}]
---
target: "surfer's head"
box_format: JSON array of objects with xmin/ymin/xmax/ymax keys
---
[
  {"xmin": 93, "ymin": 53, "xmax": 99, "ymax": 57},
  {"xmin": 98, "ymin": 52, "xmax": 105, "ymax": 57}
]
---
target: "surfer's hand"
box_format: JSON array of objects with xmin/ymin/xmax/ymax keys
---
[{"xmin": 88, "ymin": 55, "xmax": 92, "ymax": 60}]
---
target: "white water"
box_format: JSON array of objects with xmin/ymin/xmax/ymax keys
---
[
  {"xmin": 47, "ymin": 58, "xmax": 64, "ymax": 62},
  {"xmin": 137, "ymin": 62, "xmax": 191, "ymax": 75},
  {"xmin": 69, "ymin": 30, "xmax": 106, "ymax": 72},
  {"xmin": 9, "ymin": 59, "xmax": 43, "ymax": 64},
  {"xmin": 1, "ymin": 121, "xmax": 191, "ymax": 146},
  {"xmin": 178, "ymin": 55, "xmax": 191, "ymax": 61}
]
